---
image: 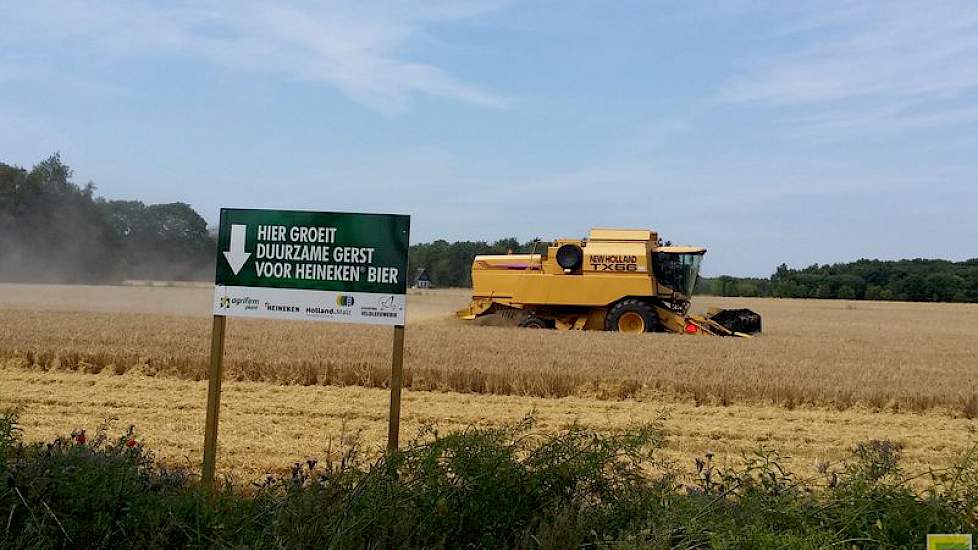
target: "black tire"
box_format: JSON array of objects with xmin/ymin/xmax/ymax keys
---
[
  {"xmin": 519, "ymin": 316, "xmax": 548, "ymax": 329},
  {"xmin": 605, "ymin": 299, "xmax": 658, "ymax": 333}
]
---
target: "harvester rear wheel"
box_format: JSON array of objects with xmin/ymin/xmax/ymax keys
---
[
  {"xmin": 605, "ymin": 300, "xmax": 657, "ymax": 333},
  {"xmin": 518, "ymin": 316, "xmax": 548, "ymax": 329}
]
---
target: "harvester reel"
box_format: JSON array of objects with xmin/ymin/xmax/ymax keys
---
[
  {"xmin": 555, "ymin": 244, "xmax": 583, "ymax": 270},
  {"xmin": 605, "ymin": 299, "xmax": 658, "ymax": 333},
  {"xmin": 707, "ymin": 308, "xmax": 762, "ymax": 335},
  {"xmin": 471, "ymin": 307, "xmax": 525, "ymax": 327}
]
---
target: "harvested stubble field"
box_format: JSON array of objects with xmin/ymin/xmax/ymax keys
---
[{"xmin": 1, "ymin": 283, "xmax": 977, "ymax": 480}]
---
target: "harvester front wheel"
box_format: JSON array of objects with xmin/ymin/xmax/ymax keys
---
[{"xmin": 605, "ymin": 300, "xmax": 657, "ymax": 333}]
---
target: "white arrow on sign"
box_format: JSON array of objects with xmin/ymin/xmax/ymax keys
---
[{"xmin": 223, "ymin": 224, "xmax": 251, "ymax": 275}]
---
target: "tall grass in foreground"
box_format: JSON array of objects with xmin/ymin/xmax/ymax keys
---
[{"xmin": 2, "ymin": 408, "xmax": 977, "ymax": 549}]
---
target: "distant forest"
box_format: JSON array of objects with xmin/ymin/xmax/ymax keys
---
[
  {"xmin": 408, "ymin": 239, "xmax": 537, "ymax": 289},
  {"xmin": 3, "ymin": 155, "xmax": 975, "ymax": 302},
  {"xmin": 0, "ymin": 154, "xmax": 213, "ymax": 282},
  {"xmin": 697, "ymin": 260, "xmax": 978, "ymax": 303}
]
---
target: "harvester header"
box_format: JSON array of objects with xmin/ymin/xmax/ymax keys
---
[{"xmin": 457, "ymin": 228, "xmax": 761, "ymax": 336}]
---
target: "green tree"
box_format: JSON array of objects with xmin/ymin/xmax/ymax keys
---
[
  {"xmin": 0, "ymin": 154, "xmax": 217, "ymax": 283},
  {"xmin": 924, "ymin": 273, "xmax": 963, "ymax": 302},
  {"xmin": 865, "ymin": 285, "xmax": 884, "ymax": 300},
  {"xmin": 0, "ymin": 154, "xmax": 118, "ymax": 282}
]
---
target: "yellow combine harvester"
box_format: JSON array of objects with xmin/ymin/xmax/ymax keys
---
[{"xmin": 456, "ymin": 228, "xmax": 761, "ymax": 336}]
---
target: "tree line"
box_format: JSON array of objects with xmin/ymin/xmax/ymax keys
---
[
  {"xmin": 3, "ymin": 155, "xmax": 975, "ymax": 302},
  {"xmin": 408, "ymin": 238, "xmax": 538, "ymax": 288},
  {"xmin": 0, "ymin": 154, "xmax": 213, "ymax": 283},
  {"xmin": 0, "ymin": 154, "xmax": 540, "ymax": 286},
  {"xmin": 697, "ymin": 259, "xmax": 978, "ymax": 303}
]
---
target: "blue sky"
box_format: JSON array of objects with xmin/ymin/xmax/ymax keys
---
[{"xmin": 2, "ymin": 1, "xmax": 977, "ymax": 276}]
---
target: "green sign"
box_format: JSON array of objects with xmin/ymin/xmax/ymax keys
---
[{"xmin": 213, "ymin": 208, "xmax": 410, "ymax": 325}]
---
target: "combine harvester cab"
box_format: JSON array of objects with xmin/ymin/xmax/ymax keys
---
[{"xmin": 456, "ymin": 228, "xmax": 761, "ymax": 336}]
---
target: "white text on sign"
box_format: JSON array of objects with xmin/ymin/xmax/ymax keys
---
[{"xmin": 257, "ymin": 225, "xmax": 338, "ymax": 243}]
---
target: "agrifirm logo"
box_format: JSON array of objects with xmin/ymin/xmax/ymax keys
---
[
  {"xmin": 336, "ymin": 295, "xmax": 355, "ymax": 307},
  {"xmin": 220, "ymin": 296, "xmax": 259, "ymax": 310},
  {"xmin": 928, "ymin": 534, "xmax": 972, "ymax": 550}
]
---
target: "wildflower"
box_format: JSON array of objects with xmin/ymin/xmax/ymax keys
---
[
  {"xmin": 126, "ymin": 438, "xmax": 137, "ymax": 448},
  {"xmin": 73, "ymin": 430, "xmax": 86, "ymax": 445}
]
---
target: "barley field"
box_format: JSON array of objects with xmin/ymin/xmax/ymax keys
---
[
  {"xmin": 1, "ymin": 284, "xmax": 976, "ymax": 413},
  {"xmin": 1, "ymin": 283, "xmax": 977, "ymax": 480}
]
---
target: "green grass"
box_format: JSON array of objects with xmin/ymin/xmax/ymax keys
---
[{"xmin": 1, "ymin": 408, "xmax": 976, "ymax": 549}]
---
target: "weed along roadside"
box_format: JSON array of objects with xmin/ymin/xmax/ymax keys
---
[
  {"xmin": 3, "ymin": 409, "xmax": 978, "ymax": 547},
  {"xmin": 205, "ymin": 208, "xmax": 411, "ymax": 487}
]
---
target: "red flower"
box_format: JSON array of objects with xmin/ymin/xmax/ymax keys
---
[
  {"xmin": 126, "ymin": 438, "xmax": 137, "ymax": 448},
  {"xmin": 74, "ymin": 431, "xmax": 86, "ymax": 445}
]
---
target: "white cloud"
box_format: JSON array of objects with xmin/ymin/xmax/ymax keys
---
[
  {"xmin": 722, "ymin": 1, "xmax": 978, "ymax": 130},
  {"xmin": 0, "ymin": 0, "xmax": 508, "ymax": 113}
]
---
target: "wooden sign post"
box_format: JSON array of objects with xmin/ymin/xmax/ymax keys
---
[
  {"xmin": 201, "ymin": 314, "xmax": 226, "ymax": 488},
  {"xmin": 201, "ymin": 208, "xmax": 410, "ymax": 487},
  {"xmin": 387, "ymin": 324, "xmax": 405, "ymax": 452}
]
